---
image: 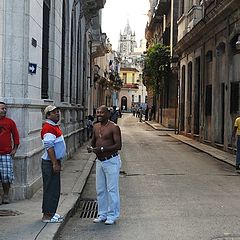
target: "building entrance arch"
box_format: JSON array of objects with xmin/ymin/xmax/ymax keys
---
[{"xmin": 121, "ymin": 96, "xmax": 127, "ymax": 111}]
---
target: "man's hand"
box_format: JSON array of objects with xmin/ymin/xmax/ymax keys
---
[
  {"xmin": 87, "ymin": 146, "xmax": 93, "ymax": 153},
  {"xmin": 10, "ymin": 148, "xmax": 17, "ymax": 158},
  {"xmin": 52, "ymin": 161, "xmax": 61, "ymax": 173}
]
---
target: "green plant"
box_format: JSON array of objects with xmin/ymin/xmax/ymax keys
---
[{"xmin": 143, "ymin": 43, "xmax": 171, "ymax": 93}]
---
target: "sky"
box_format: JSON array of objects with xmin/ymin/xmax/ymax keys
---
[{"xmin": 102, "ymin": 0, "xmax": 150, "ymax": 51}]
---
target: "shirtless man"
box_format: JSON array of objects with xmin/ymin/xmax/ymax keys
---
[{"xmin": 87, "ymin": 105, "xmax": 122, "ymax": 225}]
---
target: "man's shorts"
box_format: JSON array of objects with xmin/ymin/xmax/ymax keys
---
[{"xmin": 0, "ymin": 155, "xmax": 14, "ymax": 183}]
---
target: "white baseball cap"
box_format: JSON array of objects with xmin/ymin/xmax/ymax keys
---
[{"xmin": 44, "ymin": 105, "xmax": 58, "ymax": 116}]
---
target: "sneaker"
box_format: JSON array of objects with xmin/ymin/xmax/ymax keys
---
[
  {"xmin": 2, "ymin": 195, "xmax": 9, "ymax": 204},
  {"xmin": 93, "ymin": 216, "xmax": 107, "ymax": 223},
  {"xmin": 105, "ymin": 219, "xmax": 115, "ymax": 225}
]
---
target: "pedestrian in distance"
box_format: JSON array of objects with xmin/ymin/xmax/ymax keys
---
[
  {"xmin": 0, "ymin": 102, "xmax": 20, "ymax": 204},
  {"xmin": 110, "ymin": 105, "xmax": 119, "ymax": 124},
  {"xmin": 41, "ymin": 105, "xmax": 66, "ymax": 223},
  {"xmin": 87, "ymin": 115, "xmax": 94, "ymax": 138},
  {"xmin": 87, "ymin": 105, "xmax": 122, "ymax": 225},
  {"xmin": 232, "ymin": 115, "xmax": 240, "ymax": 170}
]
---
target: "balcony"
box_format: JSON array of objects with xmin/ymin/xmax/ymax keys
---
[
  {"xmin": 122, "ymin": 83, "xmax": 139, "ymax": 89},
  {"xmin": 84, "ymin": 0, "xmax": 106, "ymax": 19},
  {"xmin": 187, "ymin": 5, "xmax": 203, "ymax": 32}
]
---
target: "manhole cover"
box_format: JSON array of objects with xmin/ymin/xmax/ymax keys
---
[
  {"xmin": 79, "ymin": 199, "xmax": 98, "ymax": 219},
  {"xmin": 0, "ymin": 210, "xmax": 23, "ymax": 216}
]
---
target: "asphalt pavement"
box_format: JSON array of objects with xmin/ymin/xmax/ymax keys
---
[{"xmin": 0, "ymin": 118, "xmax": 237, "ymax": 240}]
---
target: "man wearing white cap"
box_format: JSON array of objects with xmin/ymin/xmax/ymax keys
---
[{"xmin": 41, "ymin": 105, "xmax": 66, "ymax": 223}]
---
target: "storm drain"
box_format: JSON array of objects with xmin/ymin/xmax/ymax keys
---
[
  {"xmin": 0, "ymin": 209, "xmax": 23, "ymax": 217},
  {"xmin": 79, "ymin": 199, "xmax": 98, "ymax": 219}
]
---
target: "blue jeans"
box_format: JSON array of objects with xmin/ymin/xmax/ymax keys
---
[
  {"xmin": 96, "ymin": 154, "xmax": 121, "ymax": 221},
  {"xmin": 236, "ymin": 136, "xmax": 240, "ymax": 166}
]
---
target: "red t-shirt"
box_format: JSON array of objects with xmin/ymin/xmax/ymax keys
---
[{"xmin": 0, "ymin": 117, "xmax": 20, "ymax": 154}]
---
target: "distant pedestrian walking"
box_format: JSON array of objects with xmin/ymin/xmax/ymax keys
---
[
  {"xmin": 0, "ymin": 102, "xmax": 20, "ymax": 204},
  {"xmin": 110, "ymin": 106, "xmax": 119, "ymax": 124},
  {"xmin": 41, "ymin": 105, "xmax": 66, "ymax": 223}
]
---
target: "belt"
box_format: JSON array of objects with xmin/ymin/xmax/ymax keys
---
[{"xmin": 98, "ymin": 153, "xmax": 119, "ymax": 162}]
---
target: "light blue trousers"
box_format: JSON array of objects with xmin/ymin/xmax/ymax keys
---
[{"xmin": 96, "ymin": 155, "xmax": 121, "ymax": 221}]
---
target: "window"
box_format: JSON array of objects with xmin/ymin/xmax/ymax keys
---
[
  {"xmin": 61, "ymin": 0, "xmax": 66, "ymax": 102},
  {"xmin": 123, "ymin": 73, "xmax": 127, "ymax": 83},
  {"xmin": 41, "ymin": 0, "xmax": 50, "ymax": 99},
  {"xmin": 132, "ymin": 73, "xmax": 135, "ymax": 83},
  {"xmin": 205, "ymin": 85, "xmax": 212, "ymax": 116},
  {"xmin": 230, "ymin": 82, "xmax": 239, "ymax": 113}
]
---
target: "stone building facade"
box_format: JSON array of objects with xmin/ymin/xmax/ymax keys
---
[
  {"xmin": 0, "ymin": 0, "xmax": 107, "ymax": 200},
  {"xmin": 145, "ymin": 0, "xmax": 179, "ymax": 128},
  {"xmin": 175, "ymin": 0, "xmax": 240, "ymax": 151}
]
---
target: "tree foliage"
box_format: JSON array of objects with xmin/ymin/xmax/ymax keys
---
[{"xmin": 143, "ymin": 43, "xmax": 171, "ymax": 93}]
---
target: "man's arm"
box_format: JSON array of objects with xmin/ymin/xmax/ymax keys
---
[
  {"xmin": 47, "ymin": 147, "xmax": 61, "ymax": 173},
  {"xmin": 87, "ymin": 124, "xmax": 97, "ymax": 153},
  {"xmin": 10, "ymin": 120, "xmax": 20, "ymax": 157}
]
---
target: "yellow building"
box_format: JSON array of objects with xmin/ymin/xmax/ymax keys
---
[{"xmin": 119, "ymin": 67, "xmax": 146, "ymax": 111}]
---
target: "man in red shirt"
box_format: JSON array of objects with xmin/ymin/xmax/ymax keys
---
[{"xmin": 0, "ymin": 102, "xmax": 20, "ymax": 204}]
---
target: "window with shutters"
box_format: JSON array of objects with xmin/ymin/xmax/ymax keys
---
[
  {"xmin": 61, "ymin": 0, "xmax": 66, "ymax": 102},
  {"xmin": 41, "ymin": 0, "xmax": 50, "ymax": 99},
  {"xmin": 230, "ymin": 82, "xmax": 239, "ymax": 113},
  {"xmin": 205, "ymin": 85, "xmax": 212, "ymax": 116}
]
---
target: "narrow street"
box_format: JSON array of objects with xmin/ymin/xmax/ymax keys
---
[{"xmin": 57, "ymin": 114, "xmax": 240, "ymax": 240}]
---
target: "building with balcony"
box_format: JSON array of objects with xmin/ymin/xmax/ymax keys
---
[
  {"xmin": 145, "ymin": 0, "xmax": 179, "ymax": 128},
  {"xmin": 175, "ymin": 0, "xmax": 240, "ymax": 152}
]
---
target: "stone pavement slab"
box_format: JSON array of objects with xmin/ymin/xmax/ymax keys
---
[{"xmin": 0, "ymin": 143, "xmax": 95, "ymax": 240}]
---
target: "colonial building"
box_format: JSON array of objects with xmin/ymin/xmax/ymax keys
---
[
  {"xmin": 118, "ymin": 22, "xmax": 147, "ymax": 111},
  {"xmin": 0, "ymin": 0, "xmax": 107, "ymax": 200},
  {"xmin": 175, "ymin": 0, "xmax": 240, "ymax": 152},
  {"xmin": 145, "ymin": 0, "xmax": 179, "ymax": 127}
]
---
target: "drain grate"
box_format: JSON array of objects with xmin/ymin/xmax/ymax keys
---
[
  {"xmin": 0, "ymin": 209, "xmax": 23, "ymax": 217},
  {"xmin": 79, "ymin": 199, "xmax": 98, "ymax": 219}
]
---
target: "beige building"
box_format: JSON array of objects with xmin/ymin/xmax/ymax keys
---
[{"xmin": 175, "ymin": 0, "xmax": 240, "ymax": 152}]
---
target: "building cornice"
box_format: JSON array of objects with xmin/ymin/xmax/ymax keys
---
[{"xmin": 174, "ymin": 0, "xmax": 239, "ymax": 55}]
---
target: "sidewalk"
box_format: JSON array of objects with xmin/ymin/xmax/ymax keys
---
[
  {"xmin": 0, "ymin": 142, "xmax": 96, "ymax": 240},
  {"xmin": 145, "ymin": 120, "xmax": 236, "ymax": 167}
]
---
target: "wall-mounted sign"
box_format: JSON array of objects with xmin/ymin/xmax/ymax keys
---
[{"xmin": 28, "ymin": 63, "xmax": 37, "ymax": 74}]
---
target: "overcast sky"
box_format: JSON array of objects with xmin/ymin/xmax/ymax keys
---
[{"xmin": 102, "ymin": 0, "xmax": 150, "ymax": 51}]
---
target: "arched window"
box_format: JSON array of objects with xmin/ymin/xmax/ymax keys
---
[{"xmin": 41, "ymin": 0, "xmax": 50, "ymax": 99}]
